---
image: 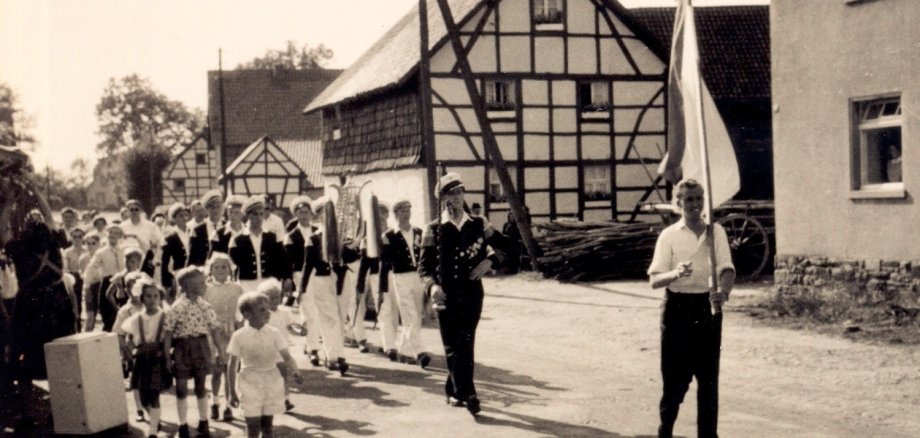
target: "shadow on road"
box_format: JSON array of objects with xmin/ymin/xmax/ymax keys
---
[
  {"xmin": 473, "ymin": 408, "xmax": 669, "ymax": 438},
  {"xmin": 279, "ymin": 412, "xmax": 375, "ymax": 436},
  {"xmin": 490, "ymin": 292, "xmax": 660, "ymax": 310},
  {"xmin": 574, "ymin": 283, "xmax": 661, "ymax": 302}
]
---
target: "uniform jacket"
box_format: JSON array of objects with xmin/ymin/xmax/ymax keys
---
[
  {"xmin": 228, "ymin": 231, "xmax": 292, "ymax": 281},
  {"xmin": 161, "ymin": 229, "xmax": 189, "ymax": 287},
  {"xmin": 299, "ymin": 231, "xmax": 359, "ymax": 293},
  {"xmin": 418, "ymin": 214, "xmax": 512, "ymax": 294},
  {"xmin": 284, "ymin": 224, "xmax": 317, "ymax": 273},
  {"xmin": 211, "ymin": 223, "xmax": 242, "ymax": 256},
  {"xmin": 188, "ymin": 220, "xmax": 222, "ymax": 266}
]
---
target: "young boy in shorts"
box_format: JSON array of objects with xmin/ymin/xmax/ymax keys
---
[
  {"xmin": 257, "ymin": 279, "xmax": 295, "ymax": 411},
  {"xmin": 164, "ymin": 267, "xmax": 225, "ymax": 438},
  {"xmin": 228, "ymin": 292, "xmax": 301, "ymax": 438}
]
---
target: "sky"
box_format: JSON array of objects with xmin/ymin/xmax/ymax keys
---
[{"xmin": 0, "ymin": 0, "xmax": 768, "ymax": 176}]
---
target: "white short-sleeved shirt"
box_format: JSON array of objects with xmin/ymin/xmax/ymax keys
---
[
  {"xmin": 226, "ymin": 325, "xmax": 285, "ymax": 371},
  {"xmin": 114, "ymin": 303, "xmax": 144, "ymax": 336},
  {"xmin": 267, "ymin": 307, "xmax": 293, "ymax": 346},
  {"xmin": 647, "ymin": 219, "xmax": 735, "ymax": 293},
  {"xmin": 122, "ymin": 311, "xmax": 165, "ymax": 344},
  {"xmin": 121, "ymin": 218, "xmax": 164, "ymax": 254}
]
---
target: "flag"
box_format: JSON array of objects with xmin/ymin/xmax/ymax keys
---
[{"xmin": 659, "ymin": 0, "xmax": 740, "ymax": 210}]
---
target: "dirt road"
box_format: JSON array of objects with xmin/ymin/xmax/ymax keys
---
[{"xmin": 16, "ymin": 274, "xmax": 920, "ymax": 436}]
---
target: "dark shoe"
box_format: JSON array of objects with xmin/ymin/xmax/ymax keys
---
[
  {"xmin": 386, "ymin": 349, "xmax": 398, "ymax": 362},
  {"xmin": 308, "ymin": 350, "xmax": 321, "ymax": 366},
  {"xmin": 399, "ymin": 354, "xmax": 417, "ymax": 365},
  {"xmin": 210, "ymin": 403, "xmax": 219, "ymax": 420},
  {"xmin": 357, "ymin": 340, "xmax": 369, "ymax": 353},
  {"xmin": 197, "ymin": 420, "xmax": 209, "ymax": 435},
  {"xmin": 223, "ymin": 407, "xmax": 234, "ymax": 422},
  {"xmin": 446, "ymin": 396, "xmax": 465, "ymax": 407},
  {"xmin": 337, "ymin": 358, "xmax": 349, "ymax": 376},
  {"xmin": 466, "ymin": 396, "xmax": 481, "ymax": 415},
  {"xmin": 418, "ymin": 353, "xmax": 431, "ymax": 369},
  {"xmin": 285, "ymin": 399, "xmax": 294, "ymax": 411},
  {"xmin": 178, "ymin": 424, "xmax": 190, "ymax": 438},
  {"xmin": 135, "ymin": 409, "xmax": 145, "ymax": 422},
  {"xmin": 344, "ymin": 337, "xmax": 359, "ymax": 348}
]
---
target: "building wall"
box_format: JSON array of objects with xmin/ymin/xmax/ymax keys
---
[
  {"xmin": 428, "ymin": 0, "xmax": 668, "ymax": 223},
  {"xmin": 772, "ymin": 0, "xmax": 920, "ymax": 261},
  {"xmin": 225, "ymin": 139, "xmax": 307, "ymax": 210},
  {"xmin": 162, "ymin": 136, "xmax": 218, "ymax": 205}
]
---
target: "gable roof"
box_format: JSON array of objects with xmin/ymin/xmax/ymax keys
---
[
  {"xmin": 625, "ymin": 5, "xmax": 770, "ymax": 100},
  {"xmin": 303, "ymin": 0, "xmax": 482, "ymax": 114},
  {"xmin": 222, "ymin": 136, "xmax": 323, "ymax": 188},
  {"xmin": 209, "ymin": 68, "xmax": 342, "ymax": 146}
]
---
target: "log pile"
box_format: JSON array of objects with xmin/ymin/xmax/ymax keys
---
[{"xmin": 534, "ymin": 221, "xmax": 663, "ymax": 282}]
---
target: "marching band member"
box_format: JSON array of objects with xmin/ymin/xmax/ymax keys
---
[
  {"xmin": 355, "ymin": 202, "xmax": 398, "ymax": 360},
  {"xmin": 228, "ymin": 197, "xmax": 292, "ymax": 294},
  {"xmin": 380, "ymin": 199, "xmax": 431, "ymax": 368},
  {"xmin": 212, "ymin": 195, "xmax": 247, "ymax": 255},
  {"xmin": 189, "ymin": 190, "xmax": 224, "ymax": 266},
  {"xmin": 161, "ymin": 203, "xmax": 191, "ymax": 301},
  {"xmin": 283, "ymin": 195, "xmax": 323, "ymax": 366},
  {"xmin": 419, "ymin": 173, "xmax": 513, "ymax": 415}
]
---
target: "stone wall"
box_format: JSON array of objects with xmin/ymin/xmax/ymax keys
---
[{"xmin": 774, "ymin": 255, "xmax": 920, "ymax": 305}]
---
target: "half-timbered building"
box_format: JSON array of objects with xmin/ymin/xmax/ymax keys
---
[
  {"xmin": 221, "ymin": 136, "xmax": 324, "ymax": 209},
  {"xmin": 305, "ymin": 0, "xmax": 770, "ymax": 226},
  {"xmin": 161, "ymin": 133, "xmax": 218, "ymax": 205}
]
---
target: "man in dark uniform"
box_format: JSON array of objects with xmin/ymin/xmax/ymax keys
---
[
  {"xmin": 418, "ymin": 173, "xmax": 513, "ymax": 416},
  {"xmin": 211, "ymin": 195, "xmax": 246, "ymax": 255},
  {"xmin": 161, "ymin": 203, "xmax": 191, "ymax": 298},
  {"xmin": 647, "ymin": 179, "xmax": 735, "ymax": 438},
  {"xmin": 228, "ymin": 197, "xmax": 292, "ymax": 294},
  {"xmin": 188, "ymin": 190, "xmax": 224, "ymax": 266}
]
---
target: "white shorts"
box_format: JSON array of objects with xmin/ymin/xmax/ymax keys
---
[{"xmin": 238, "ymin": 368, "xmax": 285, "ymax": 418}]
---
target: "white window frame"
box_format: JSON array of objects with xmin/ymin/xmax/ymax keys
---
[
  {"xmin": 583, "ymin": 165, "xmax": 611, "ymax": 201},
  {"xmin": 484, "ymin": 80, "xmax": 516, "ymax": 118},
  {"xmin": 850, "ymin": 96, "xmax": 904, "ymax": 199},
  {"xmin": 534, "ymin": 0, "xmax": 564, "ymax": 31},
  {"xmin": 488, "ymin": 167, "xmax": 516, "ymax": 203},
  {"xmin": 579, "ymin": 81, "xmax": 611, "ymax": 117}
]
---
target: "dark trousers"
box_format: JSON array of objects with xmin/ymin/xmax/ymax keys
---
[
  {"xmin": 99, "ymin": 276, "xmax": 117, "ymax": 332},
  {"xmin": 436, "ymin": 282, "xmax": 484, "ymax": 401},
  {"xmin": 659, "ymin": 291, "xmax": 721, "ymax": 438}
]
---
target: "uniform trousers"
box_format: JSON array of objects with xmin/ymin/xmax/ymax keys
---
[
  {"xmin": 293, "ymin": 271, "xmax": 320, "ymax": 352},
  {"xmin": 370, "ymin": 272, "xmax": 398, "ymax": 351},
  {"xmin": 392, "ymin": 272, "xmax": 425, "ymax": 357},
  {"xmin": 659, "ymin": 290, "xmax": 721, "ymax": 438},
  {"xmin": 339, "ymin": 261, "xmax": 365, "ymax": 342},
  {"xmin": 308, "ymin": 274, "xmax": 344, "ymax": 361},
  {"xmin": 436, "ymin": 281, "xmax": 483, "ymax": 401}
]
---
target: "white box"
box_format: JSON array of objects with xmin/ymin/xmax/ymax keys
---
[{"xmin": 44, "ymin": 332, "xmax": 128, "ymax": 435}]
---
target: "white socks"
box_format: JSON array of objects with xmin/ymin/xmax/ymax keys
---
[
  {"xmin": 148, "ymin": 407, "xmax": 160, "ymax": 436},
  {"xmin": 177, "ymin": 398, "xmax": 188, "ymax": 425},
  {"xmin": 197, "ymin": 397, "xmax": 209, "ymax": 422}
]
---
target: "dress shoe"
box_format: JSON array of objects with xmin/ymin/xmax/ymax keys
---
[
  {"xmin": 399, "ymin": 354, "xmax": 417, "ymax": 365},
  {"xmin": 223, "ymin": 407, "xmax": 234, "ymax": 422},
  {"xmin": 357, "ymin": 339, "xmax": 370, "ymax": 353},
  {"xmin": 177, "ymin": 424, "xmax": 190, "ymax": 438},
  {"xmin": 308, "ymin": 350, "xmax": 321, "ymax": 366},
  {"xmin": 337, "ymin": 357, "xmax": 349, "ymax": 376},
  {"xmin": 197, "ymin": 420, "xmax": 210, "ymax": 436},
  {"xmin": 285, "ymin": 400, "xmax": 295, "ymax": 411},
  {"xmin": 466, "ymin": 396, "xmax": 481, "ymax": 415},
  {"xmin": 417, "ymin": 353, "xmax": 431, "ymax": 369},
  {"xmin": 210, "ymin": 403, "xmax": 219, "ymax": 420},
  {"xmin": 386, "ymin": 349, "xmax": 398, "ymax": 362},
  {"xmin": 344, "ymin": 337, "xmax": 359, "ymax": 348}
]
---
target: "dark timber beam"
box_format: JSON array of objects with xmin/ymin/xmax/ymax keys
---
[{"xmin": 434, "ymin": 0, "xmax": 541, "ymax": 270}]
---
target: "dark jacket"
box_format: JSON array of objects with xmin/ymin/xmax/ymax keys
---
[
  {"xmin": 284, "ymin": 224, "xmax": 316, "ymax": 273},
  {"xmin": 188, "ymin": 221, "xmax": 215, "ymax": 266},
  {"xmin": 161, "ymin": 230, "xmax": 189, "ymax": 288},
  {"xmin": 228, "ymin": 231, "xmax": 292, "ymax": 281},
  {"xmin": 418, "ymin": 215, "xmax": 511, "ymax": 294},
  {"xmin": 299, "ymin": 231, "xmax": 359, "ymax": 294}
]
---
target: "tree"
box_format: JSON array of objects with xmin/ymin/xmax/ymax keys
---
[
  {"xmin": 237, "ymin": 41, "xmax": 334, "ymax": 70},
  {"xmin": 122, "ymin": 134, "xmax": 172, "ymax": 213},
  {"xmin": 95, "ymin": 74, "xmax": 204, "ymax": 157},
  {"xmin": 0, "ymin": 82, "xmax": 36, "ymax": 151}
]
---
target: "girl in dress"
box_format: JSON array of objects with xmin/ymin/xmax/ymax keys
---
[{"xmin": 122, "ymin": 278, "xmax": 170, "ymax": 438}]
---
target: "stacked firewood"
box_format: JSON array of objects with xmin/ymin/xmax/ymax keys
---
[{"xmin": 533, "ymin": 221, "xmax": 663, "ymax": 282}]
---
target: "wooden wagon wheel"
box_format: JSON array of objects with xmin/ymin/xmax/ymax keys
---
[{"xmin": 717, "ymin": 213, "xmax": 771, "ymax": 281}]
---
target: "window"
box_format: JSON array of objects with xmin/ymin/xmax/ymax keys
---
[
  {"xmin": 485, "ymin": 81, "xmax": 516, "ymax": 111},
  {"xmin": 578, "ymin": 82, "xmax": 611, "ymax": 113},
  {"xmin": 195, "ymin": 153, "xmax": 207, "ymax": 165},
  {"xmin": 852, "ymin": 97, "xmax": 902, "ymax": 194},
  {"xmin": 584, "ymin": 165, "xmax": 611, "ymax": 200},
  {"xmin": 488, "ymin": 167, "xmax": 516, "ymax": 203},
  {"xmin": 174, "ymin": 179, "xmax": 186, "ymax": 191},
  {"xmin": 533, "ymin": 0, "xmax": 563, "ymax": 25}
]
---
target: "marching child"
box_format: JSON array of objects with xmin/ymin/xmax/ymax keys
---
[
  {"xmin": 113, "ymin": 270, "xmax": 152, "ymax": 422},
  {"xmin": 164, "ymin": 266, "xmax": 225, "ymax": 438},
  {"xmin": 203, "ymin": 253, "xmax": 244, "ymax": 422},
  {"xmin": 228, "ymin": 292, "xmax": 301, "ymax": 438},
  {"xmin": 257, "ymin": 279, "xmax": 295, "ymax": 411},
  {"xmin": 121, "ymin": 278, "xmax": 170, "ymax": 438}
]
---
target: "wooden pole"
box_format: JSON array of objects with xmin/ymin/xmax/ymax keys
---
[
  {"xmin": 434, "ymin": 0, "xmax": 541, "ymax": 270},
  {"xmin": 419, "ymin": 0, "xmax": 438, "ymax": 221}
]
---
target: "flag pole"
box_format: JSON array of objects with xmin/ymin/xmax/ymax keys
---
[{"xmin": 687, "ymin": 0, "xmax": 721, "ymax": 315}]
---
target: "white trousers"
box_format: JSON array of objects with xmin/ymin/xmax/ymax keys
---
[
  {"xmin": 294, "ymin": 271, "xmax": 320, "ymax": 352},
  {"xmin": 339, "ymin": 261, "xmax": 366, "ymax": 342},
  {"xmin": 391, "ymin": 272, "xmax": 426, "ymax": 357},
  {"xmin": 370, "ymin": 272, "xmax": 398, "ymax": 351},
  {"xmin": 307, "ymin": 274, "xmax": 344, "ymax": 361}
]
